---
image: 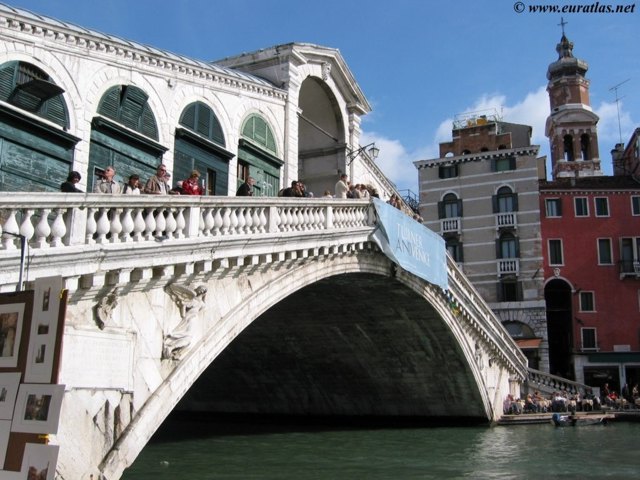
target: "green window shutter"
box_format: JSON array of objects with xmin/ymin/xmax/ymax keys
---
[
  {"xmin": 512, "ymin": 193, "xmax": 519, "ymax": 211},
  {"xmin": 141, "ymin": 105, "xmax": 159, "ymax": 140},
  {"xmin": 181, "ymin": 103, "xmax": 196, "ymax": 130},
  {"xmin": 179, "ymin": 102, "xmax": 225, "ymax": 147},
  {"xmin": 97, "ymin": 85, "xmax": 158, "ymax": 140},
  {"xmin": 119, "ymin": 86, "xmax": 147, "ymax": 131},
  {"xmin": 437, "ymin": 201, "xmax": 445, "ymax": 219},
  {"xmin": 196, "ymin": 104, "xmax": 210, "ymax": 138},
  {"xmin": 0, "ymin": 62, "xmax": 17, "ymax": 101},
  {"xmin": 98, "ymin": 87, "xmax": 121, "ymax": 120},
  {"xmin": 42, "ymin": 96, "xmax": 69, "ymax": 129},
  {"xmin": 492, "ymin": 195, "xmax": 499, "ymax": 213},
  {"xmin": 242, "ymin": 114, "xmax": 277, "ymax": 155}
]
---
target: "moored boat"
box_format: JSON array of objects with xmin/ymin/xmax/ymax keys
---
[{"xmin": 551, "ymin": 412, "xmax": 610, "ymax": 427}]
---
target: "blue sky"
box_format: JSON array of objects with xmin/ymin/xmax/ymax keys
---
[{"xmin": 7, "ymin": 0, "xmax": 639, "ymax": 192}]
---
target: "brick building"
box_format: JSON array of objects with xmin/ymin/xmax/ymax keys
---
[{"xmin": 540, "ymin": 32, "xmax": 640, "ymax": 390}]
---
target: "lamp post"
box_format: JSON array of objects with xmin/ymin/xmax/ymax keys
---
[{"xmin": 346, "ymin": 142, "xmax": 380, "ymax": 166}]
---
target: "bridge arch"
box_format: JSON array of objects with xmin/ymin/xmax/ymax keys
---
[{"xmin": 100, "ymin": 249, "xmax": 500, "ymax": 478}]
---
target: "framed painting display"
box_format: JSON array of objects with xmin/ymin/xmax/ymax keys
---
[
  {"xmin": 0, "ymin": 372, "xmax": 21, "ymax": 419},
  {"xmin": 24, "ymin": 276, "xmax": 63, "ymax": 384},
  {"xmin": 0, "ymin": 303, "xmax": 25, "ymax": 369},
  {"xmin": 0, "ymin": 419, "xmax": 10, "ymax": 467},
  {"xmin": 11, "ymin": 384, "xmax": 64, "ymax": 434},
  {"xmin": 20, "ymin": 443, "xmax": 59, "ymax": 480}
]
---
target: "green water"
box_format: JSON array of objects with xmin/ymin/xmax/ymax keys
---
[{"xmin": 122, "ymin": 418, "xmax": 640, "ymax": 479}]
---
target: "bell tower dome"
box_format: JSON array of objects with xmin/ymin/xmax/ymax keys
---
[{"xmin": 545, "ymin": 21, "xmax": 602, "ymax": 179}]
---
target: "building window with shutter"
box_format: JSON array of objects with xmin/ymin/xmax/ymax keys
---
[
  {"xmin": 548, "ymin": 239, "xmax": 563, "ymax": 265},
  {"xmin": 581, "ymin": 327, "xmax": 597, "ymax": 350},
  {"xmin": 438, "ymin": 164, "xmax": 459, "ymax": 179},
  {"xmin": 493, "ymin": 156, "xmax": 516, "ymax": 172},
  {"xmin": 498, "ymin": 278, "xmax": 522, "ymax": 302},
  {"xmin": 545, "ymin": 198, "xmax": 562, "ymax": 217},
  {"xmin": 574, "ymin": 197, "xmax": 589, "ymax": 217},
  {"xmin": 594, "ymin": 197, "xmax": 609, "ymax": 217},
  {"xmin": 579, "ymin": 291, "xmax": 595, "ymax": 312},
  {"xmin": 597, "ymin": 238, "xmax": 613, "ymax": 265}
]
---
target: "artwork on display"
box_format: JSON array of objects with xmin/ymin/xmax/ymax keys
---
[
  {"xmin": 11, "ymin": 384, "xmax": 64, "ymax": 434},
  {"xmin": 0, "ymin": 372, "xmax": 21, "ymax": 419},
  {"xmin": 24, "ymin": 277, "xmax": 63, "ymax": 384},
  {"xmin": 20, "ymin": 443, "xmax": 59, "ymax": 480},
  {"xmin": 0, "ymin": 419, "xmax": 10, "ymax": 467},
  {"xmin": 0, "ymin": 303, "xmax": 25, "ymax": 368}
]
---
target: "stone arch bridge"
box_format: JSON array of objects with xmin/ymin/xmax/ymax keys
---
[{"xmin": 0, "ymin": 194, "xmax": 527, "ymax": 479}]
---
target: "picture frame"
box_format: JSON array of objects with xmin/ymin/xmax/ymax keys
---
[
  {"xmin": 0, "ymin": 303, "xmax": 25, "ymax": 368},
  {"xmin": 24, "ymin": 277, "xmax": 63, "ymax": 384},
  {"xmin": 20, "ymin": 443, "xmax": 59, "ymax": 480},
  {"xmin": 0, "ymin": 372, "xmax": 21, "ymax": 419},
  {"xmin": 0, "ymin": 419, "xmax": 10, "ymax": 467},
  {"xmin": 11, "ymin": 384, "xmax": 64, "ymax": 434}
]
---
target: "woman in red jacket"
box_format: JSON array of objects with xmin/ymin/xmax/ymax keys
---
[{"xmin": 182, "ymin": 170, "xmax": 204, "ymax": 195}]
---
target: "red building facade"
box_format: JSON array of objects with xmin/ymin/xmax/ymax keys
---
[{"xmin": 539, "ymin": 177, "xmax": 640, "ymax": 392}]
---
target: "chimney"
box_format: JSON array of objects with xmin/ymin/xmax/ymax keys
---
[{"xmin": 611, "ymin": 143, "xmax": 625, "ymax": 176}]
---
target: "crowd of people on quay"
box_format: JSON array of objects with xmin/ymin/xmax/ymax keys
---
[{"xmin": 503, "ymin": 382, "xmax": 640, "ymax": 415}]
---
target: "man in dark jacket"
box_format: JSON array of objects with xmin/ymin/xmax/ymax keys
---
[{"xmin": 236, "ymin": 176, "xmax": 255, "ymax": 196}]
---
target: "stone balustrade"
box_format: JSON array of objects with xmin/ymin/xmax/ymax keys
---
[
  {"xmin": 0, "ymin": 194, "xmax": 373, "ymax": 250},
  {"xmin": 446, "ymin": 259, "xmax": 528, "ymax": 378},
  {"xmin": 0, "ymin": 194, "xmax": 376, "ymax": 289}
]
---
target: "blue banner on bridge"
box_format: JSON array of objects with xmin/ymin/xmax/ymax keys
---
[{"xmin": 371, "ymin": 198, "xmax": 448, "ymax": 290}]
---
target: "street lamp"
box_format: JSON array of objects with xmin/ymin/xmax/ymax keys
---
[{"xmin": 346, "ymin": 142, "xmax": 380, "ymax": 166}]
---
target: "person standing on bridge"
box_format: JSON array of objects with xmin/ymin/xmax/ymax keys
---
[
  {"xmin": 93, "ymin": 166, "xmax": 122, "ymax": 194},
  {"xmin": 182, "ymin": 170, "xmax": 204, "ymax": 195},
  {"xmin": 335, "ymin": 174, "xmax": 349, "ymax": 198},
  {"xmin": 144, "ymin": 164, "xmax": 171, "ymax": 194},
  {"xmin": 236, "ymin": 176, "xmax": 255, "ymax": 196}
]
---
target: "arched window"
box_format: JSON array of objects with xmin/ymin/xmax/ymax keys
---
[
  {"xmin": 0, "ymin": 61, "xmax": 76, "ymax": 191},
  {"xmin": 97, "ymin": 85, "xmax": 158, "ymax": 140},
  {"xmin": 438, "ymin": 193, "xmax": 462, "ymax": 219},
  {"xmin": 238, "ymin": 114, "xmax": 282, "ymax": 196},
  {"xmin": 179, "ymin": 102, "xmax": 225, "ymax": 147},
  {"xmin": 493, "ymin": 186, "xmax": 518, "ymax": 213},
  {"xmin": 580, "ymin": 134, "xmax": 590, "ymax": 160},
  {"xmin": 174, "ymin": 102, "xmax": 232, "ymax": 195},
  {"xmin": 89, "ymin": 85, "xmax": 165, "ymax": 190},
  {"xmin": 241, "ymin": 114, "xmax": 277, "ymax": 155},
  {"xmin": 497, "ymin": 232, "xmax": 519, "ymax": 259},
  {"xmin": 563, "ymin": 134, "xmax": 574, "ymax": 161},
  {"xmin": 0, "ymin": 61, "xmax": 68, "ymax": 128}
]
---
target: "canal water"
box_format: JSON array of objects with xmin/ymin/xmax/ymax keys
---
[{"xmin": 122, "ymin": 416, "xmax": 640, "ymax": 479}]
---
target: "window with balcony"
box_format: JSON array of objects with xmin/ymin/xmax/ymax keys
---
[
  {"xmin": 580, "ymin": 291, "xmax": 595, "ymax": 312},
  {"xmin": 497, "ymin": 232, "xmax": 519, "ymax": 259},
  {"xmin": 493, "ymin": 186, "xmax": 518, "ymax": 229},
  {"xmin": 548, "ymin": 239, "xmax": 563, "ymax": 265},
  {"xmin": 595, "ymin": 197, "xmax": 609, "ymax": 217},
  {"xmin": 631, "ymin": 196, "xmax": 640, "ymax": 216},
  {"xmin": 574, "ymin": 197, "xmax": 589, "ymax": 217},
  {"xmin": 581, "ymin": 327, "xmax": 597, "ymax": 350},
  {"xmin": 545, "ymin": 198, "xmax": 562, "ymax": 217},
  {"xmin": 438, "ymin": 193, "xmax": 462, "ymax": 219},
  {"xmin": 597, "ymin": 238, "xmax": 613, "ymax": 265},
  {"xmin": 620, "ymin": 237, "xmax": 640, "ymax": 274}
]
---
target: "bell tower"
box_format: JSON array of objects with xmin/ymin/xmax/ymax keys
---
[{"xmin": 545, "ymin": 20, "xmax": 602, "ymax": 179}]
